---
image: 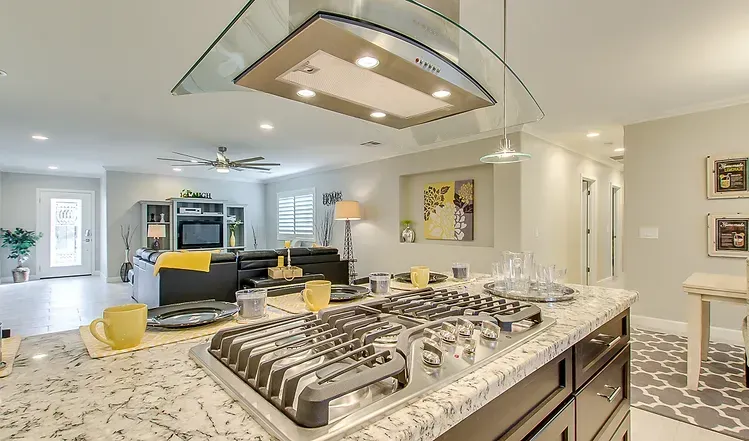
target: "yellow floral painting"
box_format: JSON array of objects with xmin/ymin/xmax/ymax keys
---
[{"xmin": 423, "ymin": 179, "xmax": 474, "ymax": 241}]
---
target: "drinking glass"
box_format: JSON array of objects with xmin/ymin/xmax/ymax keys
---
[
  {"xmin": 236, "ymin": 288, "xmax": 268, "ymax": 322},
  {"xmin": 535, "ymin": 264, "xmax": 556, "ymax": 292},
  {"xmin": 503, "ymin": 251, "xmax": 534, "ymax": 294},
  {"xmin": 369, "ymin": 272, "xmax": 391, "ymax": 294},
  {"xmin": 452, "ymin": 263, "xmax": 470, "ymax": 280}
]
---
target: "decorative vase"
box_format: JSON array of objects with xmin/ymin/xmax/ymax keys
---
[
  {"xmin": 401, "ymin": 223, "xmax": 415, "ymax": 243},
  {"xmin": 150, "ymin": 213, "xmax": 155, "ymax": 222},
  {"xmin": 119, "ymin": 249, "xmax": 133, "ymax": 283},
  {"xmin": 230, "ymin": 231, "xmax": 236, "ymax": 247},
  {"xmin": 159, "ymin": 213, "xmax": 166, "ymax": 223},
  {"xmin": 12, "ymin": 267, "xmax": 29, "ymax": 283}
]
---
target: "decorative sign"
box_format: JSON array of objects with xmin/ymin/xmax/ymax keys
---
[
  {"xmin": 708, "ymin": 213, "xmax": 749, "ymax": 257},
  {"xmin": 179, "ymin": 189, "xmax": 212, "ymax": 199},
  {"xmin": 322, "ymin": 191, "xmax": 343, "ymax": 206},
  {"xmin": 707, "ymin": 155, "xmax": 749, "ymax": 199},
  {"xmin": 424, "ymin": 179, "xmax": 474, "ymax": 241}
]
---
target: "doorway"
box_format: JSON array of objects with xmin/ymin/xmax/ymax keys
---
[
  {"xmin": 581, "ymin": 178, "xmax": 594, "ymax": 285},
  {"xmin": 611, "ymin": 185, "xmax": 621, "ymax": 278},
  {"xmin": 36, "ymin": 189, "xmax": 95, "ymax": 279}
]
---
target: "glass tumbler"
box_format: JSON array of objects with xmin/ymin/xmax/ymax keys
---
[
  {"xmin": 452, "ymin": 263, "xmax": 470, "ymax": 280},
  {"xmin": 236, "ymin": 288, "xmax": 268, "ymax": 322},
  {"xmin": 369, "ymin": 272, "xmax": 391, "ymax": 294}
]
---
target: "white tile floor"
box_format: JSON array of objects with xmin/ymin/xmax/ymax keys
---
[
  {"xmin": 0, "ymin": 276, "xmax": 133, "ymax": 336},
  {"xmin": 631, "ymin": 407, "xmax": 740, "ymax": 441},
  {"xmin": 0, "ymin": 277, "xmax": 742, "ymax": 440}
]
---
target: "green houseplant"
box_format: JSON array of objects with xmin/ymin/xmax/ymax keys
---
[{"xmin": 0, "ymin": 228, "xmax": 43, "ymax": 283}]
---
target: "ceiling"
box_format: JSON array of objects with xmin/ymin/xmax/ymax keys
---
[{"xmin": 1, "ymin": 0, "xmax": 748, "ymax": 181}]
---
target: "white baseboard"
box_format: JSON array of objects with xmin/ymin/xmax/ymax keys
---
[
  {"xmin": 632, "ymin": 314, "xmax": 745, "ymax": 346},
  {"xmin": 93, "ymin": 270, "xmax": 100, "ymax": 276}
]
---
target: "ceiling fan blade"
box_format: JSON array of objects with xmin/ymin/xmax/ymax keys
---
[
  {"xmin": 171, "ymin": 164, "xmax": 212, "ymax": 167},
  {"xmin": 157, "ymin": 157, "xmax": 199, "ymax": 163},
  {"xmin": 233, "ymin": 162, "xmax": 280, "ymax": 167},
  {"xmin": 233, "ymin": 156, "xmax": 265, "ymax": 163},
  {"xmin": 239, "ymin": 166, "xmax": 271, "ymax": 171},
  {"xmin": 230, "ymin": 167, "xmax": 245, "ymax": 172},
  {"xmin": 173, "ymin": 152, "xmax": 212, "ymax": 162}
]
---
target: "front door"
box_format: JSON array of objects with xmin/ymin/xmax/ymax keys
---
[{"xmin": 37, "ymin": 189, "xmax": 94, "ymax": 278}]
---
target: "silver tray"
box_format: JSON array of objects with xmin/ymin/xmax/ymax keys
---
[
  {"xmin": 330, "ymin": 285, "xmax": 370, "ymax": 302},
  {"xmin": 483, "ymin": 281, "xmax": 577, "ymax": 303},
  {"xmin": 147, "ymin": 300, "xmax": 239, "ymax": 328}
]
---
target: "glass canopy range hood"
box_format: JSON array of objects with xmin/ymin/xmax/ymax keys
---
[{"xmin": 172, "ymin": 0, "xmax": 543, "ymax": 141}]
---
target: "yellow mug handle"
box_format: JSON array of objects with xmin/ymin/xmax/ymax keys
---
[
  {"xmin": 411, "ymin": 271, "xmax": 420, "ymax": 287},
  {"xmin": 89, "ymin": 319, "xmax": 115, "ymax": 348},
  {"xmin": 301, "ymin": 288, "xmax": 316, "ymax": 311}
]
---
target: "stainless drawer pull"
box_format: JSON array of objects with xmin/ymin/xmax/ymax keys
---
[
  {"xmin": 590, "ymin": 334, "xmax": 621, "ymax": 348},
  {"xmin": 597, "ymin": 385, "xmax": 622, "ymax": 402}
]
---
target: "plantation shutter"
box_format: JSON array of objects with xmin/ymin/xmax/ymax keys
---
[{"xmin": 277, "ymin": 189, "xmax": 315, "ymax": 240}]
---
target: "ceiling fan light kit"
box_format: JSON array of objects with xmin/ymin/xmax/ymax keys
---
[{"xmin": 157, "ymin": 146, "xmax": 281, "ymax": 174}]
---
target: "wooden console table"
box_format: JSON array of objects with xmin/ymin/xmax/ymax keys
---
[{"xmin": 683, "ymin": 272, "xmax": 748, "ymax": 389}]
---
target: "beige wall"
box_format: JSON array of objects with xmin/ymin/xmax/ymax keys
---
[
  {"xmin": 520, "ymin": 133, "xmax": 624, "ymax": 284},
  {"xmin": 265, "ymin": 136, "xmax": 523, "ymax": 277},
  {"xmin": 105, "ymin": 171, "xmax": 265, "ymax": 280},
  {"xmin": 0, "ymin": 172, "xmax": 102, "ymax": 279},
  {"xmin": 624, "ymin": 103, "xmax": 749, "ymax": 330}
]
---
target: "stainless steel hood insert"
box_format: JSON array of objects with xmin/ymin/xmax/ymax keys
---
[{"xmin": 234, "ymin": 14, "xmax": 494, "ymax": 129}]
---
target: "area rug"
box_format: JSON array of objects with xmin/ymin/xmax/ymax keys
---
[{"xmin": 631, "ymin": 328, "xmax": 749, "ymax": 439}]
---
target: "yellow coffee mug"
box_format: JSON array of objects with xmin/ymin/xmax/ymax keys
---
[
  {"xmin": 410, "ymin": 266, "xmax": 430, "ymax": 288},
  {"xmin": 302, "ymin": 280, "xmax": 332, "ymax": 312},
  {"xmin": 89, "ymin": 304, "xmax": 147, "ymax": 350}
]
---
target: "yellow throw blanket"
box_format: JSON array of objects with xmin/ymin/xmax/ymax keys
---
[{"xmin": 153, "ymin": 251, "xmax": 213, "ymax": 276}]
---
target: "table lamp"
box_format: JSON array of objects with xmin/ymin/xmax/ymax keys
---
[
  {"xmin": 335, "ymin": 200, "xmax": 361, "ymax": 283},
  {"xmin": 147, "ymin": 224, "xmax": 167, "ymax": 250}
]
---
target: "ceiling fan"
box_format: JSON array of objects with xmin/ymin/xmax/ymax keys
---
[{"xmin": 157, "ymin": 146, "xmax": 280, "ymax": 174}]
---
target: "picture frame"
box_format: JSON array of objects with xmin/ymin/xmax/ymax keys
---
[
  {"xmin": 706, "ymin": 154, "xmax": 749, "ymax": 199},
  {"xmin": 707, "ymin": 213, "xmax": 749, "ymax": 258}
]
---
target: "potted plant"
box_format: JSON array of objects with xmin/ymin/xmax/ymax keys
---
[{"xmin": 0, "ymin": 228, "xmax": 43, "ymax": 283}]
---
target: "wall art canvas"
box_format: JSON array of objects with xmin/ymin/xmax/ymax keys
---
[
  {"xmin": 707, "ymin": 213, "xmax": 749, "ymax": 257},
  {"xmin": 706, "ymin": 154, "xmax": 749, "ymax": 199},
  {"xmin": 423, "ymin": 179, "xmax": 474, "ymax": 241}
]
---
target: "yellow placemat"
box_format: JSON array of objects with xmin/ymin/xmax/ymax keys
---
[
  {"xmin": 267, "ymin": 292, "xmax": 375, "ymax": 314},
  {"xmin": 79, "ymin": 312, "xmax": 283, "ymax": 359},
  {"xmin": 0, "ymin": 336, "xmax": 22, "ymax": 378}
]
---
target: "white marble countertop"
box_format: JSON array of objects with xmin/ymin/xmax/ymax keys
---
[{"xmin": 0, "ymin": 283, "xmax": 638, "ymax": 441}]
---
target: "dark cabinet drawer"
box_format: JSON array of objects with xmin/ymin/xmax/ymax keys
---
[
  {"xmin": 575, "ymin": 346, "xmax": 630, "ymax": 441},
  {"xmin": 525, "ymin": 399, "xmax": 575, "ymax": 441},
  {"xmin": 574, "ymin": 310, "xmax": 629, "ymax": 388},
  {"xmin": 436, "ymin": 349, "xmax": 573, "ymax": 441}
]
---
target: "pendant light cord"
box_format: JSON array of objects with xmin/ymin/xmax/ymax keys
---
[{"xmin": 502, "ymin": 0, "xmax": 507, "ymax": 144}]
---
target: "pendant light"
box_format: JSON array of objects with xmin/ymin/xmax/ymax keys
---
[{"xmin": 480, "ymin": 0, "xmax": 531, "ymax": 164}]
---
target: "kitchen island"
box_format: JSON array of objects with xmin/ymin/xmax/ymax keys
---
[{"xmin": 0, "ymin": 283, "xmax": 638, "ymax": 441}]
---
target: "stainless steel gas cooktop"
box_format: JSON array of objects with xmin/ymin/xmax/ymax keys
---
[{"xmin": 189, "ymin": 287, "xmax": 555, "ymax": 441}]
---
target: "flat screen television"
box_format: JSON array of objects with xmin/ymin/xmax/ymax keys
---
[{"xmin": 177, "ymin": 221, "xmax": 223, "ymax": 249}]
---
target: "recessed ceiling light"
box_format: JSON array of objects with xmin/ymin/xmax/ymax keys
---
[
  {"xmin": 370, "ymin": 111, "xmax": 387, "ymax": 118},
  {"xmin": 172, "ymin": 167, "xmax": 182, "ymax": 172},
  {"xmin": 355, "ymin": 56, "xmax": 379, "ymax": 69},
  {"xmin": 259, "ymin": 123, "xmax": 274, "ymax": 130},
  {"xmin": 32, "ymin": 135, "xmax": 49, "ymax": 140},
  {"xmin": 190, "ymin": 159, "xmax": 198, "ymax": 163},
  {"xmin": 0, "ymin": 70, "xmax": 7, "ymax": 77},
  {"xmin": 48, "ymin": 165, "xmax": 58, "ymax": 170},
  {"xmin": 297, "ymin": 89, "xmax": 316, "ymax": 98},
  {"xmin": 614, "ymin": 147, "xmax": 625, "ymax": 152},
  {"xmin": 586, "ymin": 132, "xmax": 600, "ymax": 138},
  {"xmin": 216, "ymin": 166, "xmax": 230, "ymax": 174},
  {"xmin": 432, "ymin": 90, "xmax": 451, "ymax": 99}
]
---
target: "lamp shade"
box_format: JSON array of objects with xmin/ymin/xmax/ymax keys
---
[
  {"xmin": 334, "ymin": 201, "xmax": 361, "ymax": 220},
  {"xmin": 147, "ymin": 224, "xmax": 167, "ymax": 238}
]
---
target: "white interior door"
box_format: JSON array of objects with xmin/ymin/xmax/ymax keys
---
[
  {"xmin": 581, "ymin": 180, "xmax": 593, "ymax": 285},
  {"xmin": 37, "ymin": 189, "xmax": 94, "ymax": 278}
]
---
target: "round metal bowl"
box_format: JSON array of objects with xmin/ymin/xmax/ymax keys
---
[{"xmin": 483, "ymin": 281, "xmax": 577, "ymax": 303}]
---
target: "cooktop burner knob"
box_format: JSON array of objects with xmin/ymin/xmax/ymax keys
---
[
  {"xmin": 440, "ymin": 322, "xmax": 457, "ymax": 344},
  {"xmin": 422, "ymin": 340, "xmax": 443, "ymax": 367},
  {"xmin": 457, "ymin": 318, "xmax": 475, "ymax": 338},
  {"xmin": 480, "ymin": 320, "xmax": 500, "ymax": 340},
  {"xmin": 462, "ymin": 337, "xmax": 477, "ymax": 355},
  {"xmin": 423, "ymin": 328, "xmax": 440, "ymax": 346}
]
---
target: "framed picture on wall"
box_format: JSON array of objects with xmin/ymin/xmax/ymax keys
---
[
  {"xmin": 706, "ymin": 154, "xmax": 749, "ymax": 199},
  {"xmin": 707, "ymin": 213, "xmax": 749, "ymax": 257}
]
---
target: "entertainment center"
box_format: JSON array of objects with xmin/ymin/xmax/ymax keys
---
[{"xmin": 139, "ymin": 198, "xmax": 247, "ymax": 252}]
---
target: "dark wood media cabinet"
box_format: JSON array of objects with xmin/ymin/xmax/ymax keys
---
[{"xmin": 437, "ymin": 309, "xmax": 631, "ymax": 441}]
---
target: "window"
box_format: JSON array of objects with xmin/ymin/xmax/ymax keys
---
[{"xmin": 277, "ymin": 188, "xmax": 315, "ymax": 240}]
